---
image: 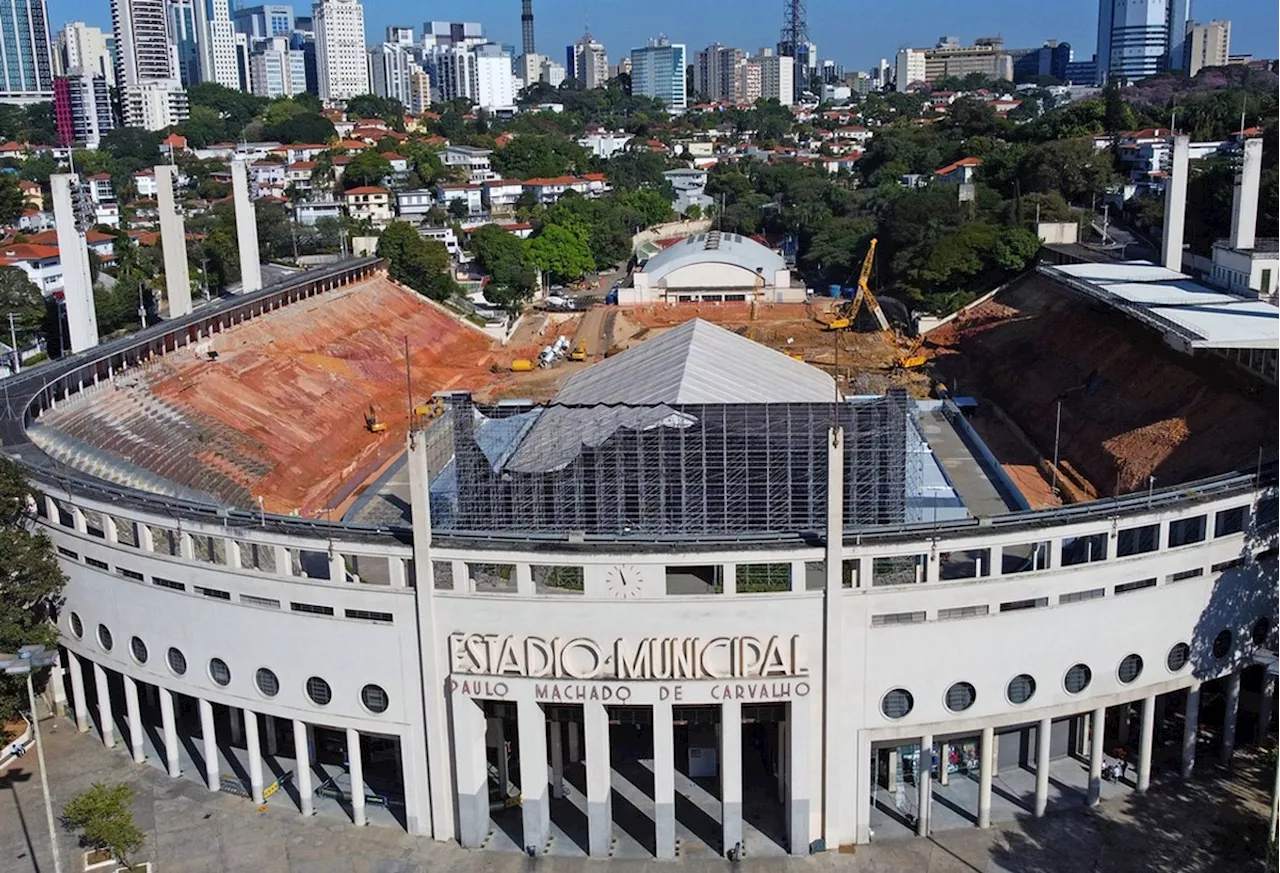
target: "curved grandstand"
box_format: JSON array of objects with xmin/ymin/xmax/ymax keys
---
[{"xmin": 5, "ymin": 259, "xmax": 1277, "ymax": 860}]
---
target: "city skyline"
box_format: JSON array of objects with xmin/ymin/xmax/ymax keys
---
[{"xmin": 46, "ymin": 0, "xmax": 1277, "ymax": 73}]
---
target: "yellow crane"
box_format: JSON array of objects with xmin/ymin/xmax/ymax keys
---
[{"xmin": 822, "ymin": 238, "xmax": 928, "ymax": 369}]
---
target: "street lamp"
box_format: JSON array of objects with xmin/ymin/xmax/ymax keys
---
[{"xmin": 1, "ymin": 644, "xmax": 63, "ymax": 873}]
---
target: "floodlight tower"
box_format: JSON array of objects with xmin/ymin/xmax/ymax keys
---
[
  {"xmin": 521, "ymin": 0, "xmax": 536, "ymax": 56},
  {"xmin": 778, "ymin": 0, "xmax": 809, "ymax": 101}
]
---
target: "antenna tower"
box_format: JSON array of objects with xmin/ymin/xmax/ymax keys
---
[{"xmin": 521, "ymin": 0, "xmax": 536, "ymax": 57}]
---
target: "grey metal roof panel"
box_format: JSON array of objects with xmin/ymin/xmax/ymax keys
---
[{"xmin": 639, "ymin": 232, "xmax": 787, "ymax": 282}]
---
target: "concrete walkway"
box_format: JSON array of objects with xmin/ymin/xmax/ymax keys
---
[{"xmin": 1, "ymin": 709, "xmax": 1269, "ymax": 873}]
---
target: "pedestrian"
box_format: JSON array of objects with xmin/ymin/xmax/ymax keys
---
[{"xmin": 1118, "ymin": 756, "xmax": 1128, "ymax": 780}]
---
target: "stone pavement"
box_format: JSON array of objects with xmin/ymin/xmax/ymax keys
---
[{"xmin": 1, "ymin": 708, "xmax": 1270, "ymax": 873}]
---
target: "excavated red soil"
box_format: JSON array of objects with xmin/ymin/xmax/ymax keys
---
[
  {"xmin": 150, "ymin": 274, "xmax": 498, "ymax": 515},
  {"xmin": 928, "ymin": 274, "xmax": 1277, "ymax": 496}
]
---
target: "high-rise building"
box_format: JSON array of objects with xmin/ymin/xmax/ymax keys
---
[
  {"xmin": 630, "ymin": 37, "xmax": 685, "ymax": 110},
  {"xmin": 0, "ymin": 0, "xmax": 55, "ymax": 103},
  {"xmin": 386, "ymin": 25, "xmax": 414, "ymax": 46},
  {"xmin": 1185, "ymin": 20, "xmax": 1230, "ymax": 76},
  {"xmin": 472, "ymin": 43, "xmax": 515, "ymax": 109},
  {"xmin": 1096, "ymin": 0, "xmax": 1189, "ymax": 83},
  {"xmin": 894, "ymin": 48, "xmax": 926, "ymax": 91},
  {"xmin": 53, "ymin": 72, "xmax": 115, "ymax": 147},
  {"xmin": 754, "ymin": 50, "xmax": 794, "ymax": 105},
  {"xmin": 408, "ymin": 68, "xmax": 430, "ymax": 112},
  {"xmin": 56, "ymin": 22, "xmax": 116, "ymax": 86},
  {"xmin": 168, "ymin": 0, "xmax": 201, "ymax": 87},
  {"xmin": 694, "ymin": 44, "xmax": 745, "ymax": 102},
  {"xmin": 520, "ymin": 0, "xmax": 535, "ymax": 57},
  {"xmin": 1011, "ymin": 40, "xmax": 1073, "ymax": 83},
  {"xmin": 515, "ymin": 52, "xmax": 544, "ymax": 90},
  {"xmin": 895, "ymin": 38, "xmax": 1012, "ymax": 90},
  {"xmin": 313, "ymin": 0, "xmax": 369, "ymax": 102},
  {"xmin": 737, "ymin": 56, "xmax": 762, "ymax": 103},
  {"xmin": 232, "ymin": 4, "xmax": 295, "ymax": 39},
  {"xmin": 567, "ymin": 32, "xmax": 608, "ymax": 89},
  {"xmin": 368, "ymin": 41, "xmax": 422, "ymax": 106},
  {"xmin": 539, "ymin": 57, "xmax": 565, "ymax": 88},
  {"xmin": 249, "ymin": 36, "xmax": 305, "ymax": 97},
  {"xmin": 112, "ymin": 0, "xmax": 189, "ymax": 128},
  {"xmin": 193, "ymin": 0, "xmax": 242, "ymax": 88},
  {"xmin": 422, "ymin": 21, "xmax": 484, "ymax": 49}
]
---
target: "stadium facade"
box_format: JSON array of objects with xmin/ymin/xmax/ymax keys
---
[{"xmin": 8, "ymin": 260, "xmax": 1277, "ymax": 858}]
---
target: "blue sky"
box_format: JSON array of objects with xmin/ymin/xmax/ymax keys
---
[{"xmin": 53, "ymin": 0, "xmax": 1278, "ymax": 72}]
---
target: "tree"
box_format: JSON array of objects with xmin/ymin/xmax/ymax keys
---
[
  {"xmin": 492, "ymin": 134, "xmax": 588, "ymax": 179},
  {"xmin": 187, "ymin": 82, "xmax": 267, "ymax": 135},
  {"xmin": 100, "ymin": 128, "xmax": 164, "ymax": 164},
  {"xmin": 341, "ymin": 150, "xmax": 392, "ymax": 189},
  {"xmin": 0, "ymin": 267, "xmax": 48, "ymax": 350},
  {"xmin": 447, "ymin": 198, "xmax": 469, "ymax": 220},
  {"xmin": 344, "ymin": 94, "xmax": 404, "ymax": 123},
  {"xmin": 471, "ymin": 224, "xmax": 537, "ymax": 312},
  {"xmin": 526, "ymin": 223, "xmax": 594, "ymax": 282},
  {"xmin": 614, "ymin": 188, "xmax": 672, "ymax": 230},
  {"xmin": 262, "ymin": 113, "xmax": 335, "ymax": 145},
  {"xmin": 0, "ymin": 174, "xmax": 25, "ymax": 225},
  {"xmin": 176, "ymin": 105, "xmax": 228, "ymax": 148},
  {"xmin": 1021, "ymin": 138, "xmax": 1117, "ymax": 204},
  {"xmin": 0, "ymin": 455, "xmax": 65, "ymax": 733},
  {"xmin": 376, "ymin": 221, "xmax": 456, "ymax": 301},
  {"xmin": 62, "ymin": 782, "xmax": 146, "ymax": 870}
]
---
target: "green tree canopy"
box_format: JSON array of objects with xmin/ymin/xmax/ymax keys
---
[
  {"xmin": 62, "ymin": 782, "xmax": 146, "ymax": 869},
  {"xmin": 471, "ymin": 224, "xmax": 537, "ymax": 312},
  {"xmin": 492, "ymin": 134, "xmax": 589, "ymax": 179},
  {"xmin": 0, "ymin": 266, "xmax": 48, "ymax": 348},
  {"xmin": 377, "ymin": 221, "xmax": 456, "ymax": 301},
  {"xmin": 345, "ymin": 94, "xmax": 405, "ymax": 125},
  {"xmin": 526, "ymin": 223, "xmax": 594, "ymax": 283},
  {"xmin": 1021, "ymin": 138, "xmax": 1117, "ymax": 204},
  {"xmin": 341, "ymin": 150, "xmax": 392, "ymax": 189},
  {"xmin": 262, "ymin": 112, "xmax": 336, "ymax": 145}
]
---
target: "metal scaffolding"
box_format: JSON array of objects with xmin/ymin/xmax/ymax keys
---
[{"xmin": 427, "ymin": 391, "xmax": 918, "ymax": 538}]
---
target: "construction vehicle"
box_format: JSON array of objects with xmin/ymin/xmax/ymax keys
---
[
  {"xmin": 510, "ymin": 358, "xmax": 533, "ymax": 372},
  {"xmin": 570, "ymin": 339, "xmax": 587, "ymax": 361},
  {"xmin": 364, "ymin": 405, "xmax": 387, "ymax": 433},
  {"xmin": 822, "ymin": 238, "xmax": 928, "ymax": 369}
]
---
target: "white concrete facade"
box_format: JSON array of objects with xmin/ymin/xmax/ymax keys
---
[{"xmin": 313, "ymin": 0, "xmax": 369, "ymax": 102}]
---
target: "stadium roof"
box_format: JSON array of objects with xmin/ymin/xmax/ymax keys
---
[
  {"xmin": 1043, "ymin": 262, "xmax": 1279, "ymax": 351},
  {"xmin": 554, "ymin": 318, "xmax": 837, "ymax": 405},
  {"xmin": 640, "ymin": 231, "xmax": 787, "ymax": 283}
]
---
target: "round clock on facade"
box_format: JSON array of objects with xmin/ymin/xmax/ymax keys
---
[{"xmin": 605, "ymin": 565, "xmax": 643, "ymax": 599}]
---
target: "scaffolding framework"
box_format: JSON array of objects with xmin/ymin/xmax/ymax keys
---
[{"xmin": 427, "ymin": 392, "xmax": 916, "ymax": 538}]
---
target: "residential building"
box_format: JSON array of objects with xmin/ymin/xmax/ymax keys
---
[
  {"xmin": 664, "ymin": 168, "xmax": 712, "ymax": 214},
  {"xmin": 894, "ymin": 48, "xmax": 926, "ymax": 92},
  {"xmin": 630, "ymin": 37, "xmax": 686, "ymax": 110},
  {"xmin": 232, "ymin": 4, "xmax": 294, "ymax": 39},
  {"xmin": 343, "ymin": 186, "xmax": 392, "ymax": 225},
  {"xmin": 193, "ymin": 0, "xmax": 242, "ymax": 88},
  {"xmin": 249, "ymin": 36, "xmax": 306, "ymax": 97},
  {"xmin": 539, "ymin": 57, "xmax": 565, "ymax": 88},
  {"xmin": 434, "ymin": 183, "xmax": 484, "ymax": 217},
  {"xmin": 442, "ymin": 145, "xmax": 497, "ymax": 183},
  {"xmin": 755, "ymin": 50, "xmax": 794, "ymax": 105},
  {"xmin": 515, "ymin": 52, "xmax": 543, "ymax": 89},
  {"xmin": 737, "ymin": 56, "xmax": 762, "ymax": 103},
  {"xmin": 168, "ymin": 0, "xmax": 201, "ymax": 87},
  {"xmin": 314, "ymin": 0, "xmax": 369, "ymax": 102},
  {"xmin": 935, "ymin": 156, "xmax": 982, "ymax": 184},
  {"xmin": 422, "ymin": 21, "xmax": 485, "ymax": 49},
  {"xmin": 18, "ymin": 180, "xmax": 42, "ymax": 210},
  {"xmin": 472, "ymin": 43, "xmax": 516, "ymax": 109},
  {"xmin": 294, "ymin": 199, "xmax": 341, "ymax": 224},
  {"xmin": 395, "ymin": 188, "xmax": 437, "ymax": 217},
  {"xmin": 1096, "ymin": 0, "xmax": 1189, "ymax": 83},
  {"xmin": 0, "ymin": 0, "xmax": 56, "ymax": 103},
  {"xmin": 53, "ymin": 72, "xmax": 115, "ymax": 148},
  {"xmin": 577, "ymin": 131, "xmax": 633, "ymax": 159},
  {"xmin": 386, "ymin": 25, "xmax": 413, "ymax": 46},
  {"xmin": 567, "ymin": 31, "xmax": 607, "ymax": 89},
  {"xmin": 408, "ymin": 68, "xmax": 431, "ymax": 111},
  {"xmin": 522, "ymin": 175, "xmax": 590, "ymax": 204},
  {"xmin": 896, "ymin": 37, "xmax": 1013, "ymax": 90},
  {"xmin": 123, "ymin": 81, "xmax": 190, "ymax": 129},
  {"xmin": 694, "ymin": 44, "xmax": 745, "ymax": 102},
  {"xmin": 113, "ymin": 0, "xmax": 190, "ymax": 128},
  {"xmin": 234, "ymin": 32, "xmax": 252, "ymax": 90},
  {"xmin": 1185, "ymin": 20, "xmax": 1230, "ymax": 76},
  {"xmin": 480, "ymin": 179, "xmax": 522, "ymax": 214},
  {"xmin": 368, "ymin": 41, "xmax": 422, "ymax": 106},
  {"xmin": 55, "ymin": 22, "xmax": 116, "ymax": 86}
]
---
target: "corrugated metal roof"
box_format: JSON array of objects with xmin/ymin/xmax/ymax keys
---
[
  {"xmin": 553, "ymin": 318, "xmax": 838, "ymax": 405},
  {"xmin": 639, "ymin": 232, "xmax": 787, "ymax": 283}
]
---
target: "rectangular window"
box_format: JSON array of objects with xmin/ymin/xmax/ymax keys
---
[
  {"xmin": 1002, "ymin": 541, "xmax": 1049, "ymax": 574},
  {"xmin": 938, "ymin": 548, "xmax": 991, "ymax": 580},
  {"xmin": 872, "ymin": 555, "xmax": 925, "ymax": 586},
  {"xmin": 85, "ymin": 557, "xmax": 109, "ymax": 570},
  {"xmin": 1211, "ymin": 557, "xmax": 1244, "ymax": 572},
  {"xmin": 1168, "ymin": 516, "xmax": 1207, "ymax": 547},
  {"xmin": 871, "ymin": 611, "xmax": 926, "ymax": 627},
  {"xmin": 1116, "ymin": 524, "xmax": 1159, "ymax": 557},
  {"xmin": 195, "ymin": 586, "xmax": 231, "ymax": 600},
  {"xmin": 1000, "ymin": 597, "xmax": 1048, "ymax": 612},
  {"xmin": 344, "ymin": 609, "xmax": 394, "ymax": 623},
  {"xmin": 240, "ymin": 594, "xmax": 280, "ymax": 609},
  {"xmin": 152, "ymin": 577, "xmax": 185, "ymax": 592},
  {"xmin": 117, "ymin": 568, "xmax": 144, "ymax": 581},
  {"xmin": 735, "ymin": 563, "xmax": 791, "ymax": 593},
  {"xmin": 1061, "ymin": 533, "xmax": 1107, "ymax": 566},
  {"xmin": 937, "ymin": 604, "xmax": 990, "ymax": 621},
  {"xmin": 57, "ymin": 547, "xmax": 78, "ymax": 560},
  {"xmin": 468, "ymin": 562, "xmax": 517, "ymax": 594},
  {"xmin": 1115, "ymin": 578, "xmax": 1157, "ymax": 595},
  {"xmin": 665, "ymin": 565, "xmax": 722, "ymax": 595},
  {"xmin": 1059, "ymin": 587, "xmax": 1105, "ymax": 604},
  {"xmin": 1168, "ymin": 567, "xmax": 1204, "ymax": 582},
  {"xmin": 289, "ymin": 601, "xmax": 334, "ymax": 616},
  {"xmin": 531, "ymin": 565, "xmax": 584, "ymax": 594},
  {"xmin": 1214, "ymin": 506, "xmax": 1247, "ymax": 538}
]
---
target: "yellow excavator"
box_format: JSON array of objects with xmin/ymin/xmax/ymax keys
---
[{"xmin": 822, "ymin": 238, "xmax": 928, "ymax": 369}]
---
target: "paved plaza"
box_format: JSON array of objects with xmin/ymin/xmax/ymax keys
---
[{"xmin": 1, "ymin": 707, "xmax": 1272, "ymax": 873}]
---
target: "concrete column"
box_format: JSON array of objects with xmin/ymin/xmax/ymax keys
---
[
  {"xmin": 328, "ymin": 550, "xmax": 345, "ymax": 583},
  {"xmin": 138, "ymin": 523, "xmax": 153, "ymax": 552},
  {"xmin": 584, "ymin": 701, "xmax": 612, "ymax": 857},
  {"xmin": 916, "ymin": 733, "xmax": 932, "ymax": 837},
  {"xmin": 387, "ymin": 558, "xmax": 406, "ymax": 588},
  {"xmin": 653, "ymin": 701, "xmax": 676, "ymax": 859},
  {"xmin": 156, "ymin": 163, "xmax": 193, "ymax": 317},
  {"xmin": 103, "ymin": 515, "xmax": 118, "ymax": 543},
  {"xmin": 1161, "ymin": 135, "xmax": 1190, "ymax": 270},
  {"xmin": 231, "ymin": 159, "xmax": 262, "ymax": 294},
  {"xmin": 1222, "ymin": 671, "xmax": 1241, "ymax": 765},
  {"xmin": 1259, "ymin": 678, "xmax": 1277, "ymax": 742},
  {"xmin": 224, "ymin": 538, "xmax": 241, "ymax": 569},
  {"xmin": 515, "ymin": 563, "xmax": 534, "ymax": 595},
  {"xmin": 292, "ymin": 719, "xmax": 314, "ymax": 816},
  {"xmin": 518, "ymin": 700, "xmax": 549, "ymax": 851},
  {"xmin": 199, "ymin": 698, "xmax": 219, "ymax": 791},
  {"xmin": 721, "ymin": 700, "xmax": 743, "ymax": 856},
  {"xmin": 160, "ymin": 688, "xmax": 180, "ymax": 777},
  {"xmin": 123, "ymin": 675, "xmax": 144, "ymax": 764},
  {"xmin": 244, "ymin": 711, "xmax": 264, "ymax": 804},
  {"xmin": 264, "ymin": 715, "xmax": 279, "ymax": 755},
  {"xmin": 977, "ymin": 726, "xmax": 994, "ymax": 828},
  {"xmin": 452, "ymin": 698, "xmax": 489, "ymax": 847},
  {"xmin": 568, "ymin": 719, "xmax": 581, "ymax": 763},
  {"xmin": 67, "ymin": 652, "xmax": 88, "ymax": 732},
  {"xmin": 72, "ymin": 506, "xmax": 86, "ymax": 533},
  {"xmin": 49, "ymin": 652, "xmax": 67, "ymax": 717},
  {"xmin": 1230, "ymin": 137, "xmax": 1263, "ymax": 250},
  {"xmin": 1182, "ymin": 683, "xmax": 1200, "ymax": 779},
  {"xmin": 1034, "ymin": 717, "xmax": 1051, "ymax": 817},
  {"xmin": 1087, "ymin": 704, "xmax": 1105, "ymax": 806},
  {"xmin": 1138, "ymin": 694, "xmax": 1155, "ymax": 792},
  {"xmin": 179, "ymin": 531, "xmax": 195, "ymax": 560},
  {"xmin": 92, "ymin": 662, "xmax": 115, "ymax": 748},
  {"xmin": 788, "ymin": 698, "xmax": 811, "ymax": 856},
  {"xmin": 821, "ymin": 424, "xmax": 849, "ymax": 847},
  {"xmin": 274, "ymin": 545, "xmax": 292, "ymax": 577},
  {"xmin": 50, "ymin": 173, "xmax": 99, "ymax": 352},
  {"xmin": 346, "ymin": 727, "xmax": 366, "ymax": 826},
  {"xmin": 887, "ymin": 749, "xmax": 898, "ymax": 791},
  {"xmin": 549, "ymin": 720, "xmax": 564, "ymax": 799},
  {"xmin": 854, "ymin": 732, "xmax": 873, "ymax": 845}
]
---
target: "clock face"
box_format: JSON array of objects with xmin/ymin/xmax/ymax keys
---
[{"xmin": 605, "ymin": 565, "xmax": 642, "ymax": 599}]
